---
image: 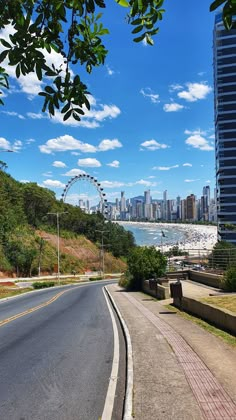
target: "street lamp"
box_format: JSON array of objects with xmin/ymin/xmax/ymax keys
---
[
  {"xmin": 47, "ymin": 212, "xmax": 68, "ymax": 284},
  {"xmin": 95, "ymin": 230, "xmax": 106, "ymax": 278}
]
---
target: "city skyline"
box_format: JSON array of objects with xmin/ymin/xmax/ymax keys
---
[{"xmin": 0, "ymin": 1, "xmax": 215, "ymax": 203}]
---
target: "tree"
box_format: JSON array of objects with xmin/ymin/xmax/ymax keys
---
[
  {"xmin": 0, "ymin": 1, "xmax": 232, "ymax": 121},
  {"xmin": 127, "ymin": 245, "xmax": 167, "ymax": 289},
  {"xmin": 208, "ymin": 241, "xmax": 236, "ymax": 270}
]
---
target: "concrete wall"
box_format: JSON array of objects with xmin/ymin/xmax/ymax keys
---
[
  {"xmin": 188, "ymin": 270, "xmax": 222, "ymax": 288},
  {"xmin": 143, "ymin": 280, "xmax": 170, "ymax": 300},
  {"xmin": 174, "ymin": 296, "xmax": 236, "ymax": 336}
]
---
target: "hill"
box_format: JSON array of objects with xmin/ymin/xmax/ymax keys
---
[{"xmin": 0, "ymin": 170, "xmax": 134, "ymax": 277}]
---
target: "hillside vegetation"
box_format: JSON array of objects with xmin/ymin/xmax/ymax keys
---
[{"xmin": 0, "ymin": 171, "xmax": 134, "ymax": 277}]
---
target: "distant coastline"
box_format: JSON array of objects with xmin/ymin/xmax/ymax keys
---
[{"xmin": 117, "ymin": 221, "xmax": 217, "ymax": 252}]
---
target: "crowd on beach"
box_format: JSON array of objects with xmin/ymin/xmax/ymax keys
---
[{"xmin": 120, "ymin": 221, "xmax": 218, "ymax": 253}]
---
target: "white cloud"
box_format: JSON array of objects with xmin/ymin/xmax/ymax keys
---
[
  {"xmin": 27, "ymin": 112, "xmax": 45, "ymax": 119},
  {"xmin": 183, "ymin": 163, "xmax": 192, "ymax": 167},
  {"xmin": 178, "ymin": 82, "xmax": 212, "ymax": 102},
  {"xmin": 107, "ymin": 160, "xmax": 120, "ymax": 168},
  {"xmin": 52, "ymin": 161, "xmax": 67, "ymax": 168},
  {"xmin": 1, "ymin": 110, "xmax": 25, "ymax": 119},
  {"xmin": 78, "ymin": 158, "xmax": 101, "ymax": 168},
  {"xmin": 205, "ymin": 180, "xmax": 211, "ymax": 183},
  {"xmin": 152, "ymin": 165, "xmax": 179, "ymax": 171},
  {"xmin": 140, "ymin": 88, "xmax": 160, "ymax": 104},
  {"xmin": 101, "ymin": 180, "xmax": 125, "ymax": 188},
  {"xmin": 135, "ymin": 179, "xmax": 156, "ymax": 187},
  {"xmin": 26, "ymin": 138, "xmax": 35, "ymax": 144},
  {"xmin": 43, "ymin": 179, "xmax": 65, "ymax": 188},
  {"xmin": 50, "ymin": 100, "xmax": 121, "ymax": 128},
  {"xmin": 185, "ymin": 134, "xmax": 214, "ymax": 151},
  {"xmin": 208, "ymin": 134, "xmax": 215, "ymax": 140},
  {"xmin": 169, "ymin": 84, "xmax": 183, "ymax": 92},
  {"xmin": 140, "ymin": 139, "xmax": 169, "ymax": 151},
  {"xmin": 97, "ymin": 139, "xmax": 122, "ymax": 151},
  {"xmin": 12, "ymin": 140, "xmax": 23, "ymax": 152},
  {"xmin": 42, "ymin": 171, "xmax": 52, "ymax": 177},
  {"xmin": 20, "ymin": 179, "xmax": 30, "ymax": 183},
  {"xmin": 106, "ymin": 65, "xmax": 114, "ymax": 76},
  {"xmin": 0, "ymin": 137, "xmax": 12, "ymax": 150},
  {"xmin": 163, "ymin": 103, "xmax": 184, "ymax": 112},
  {"xmin": 39, "ymin": 134, "xmax": 123, "ymax": 154},
  {"xmin": 64, "ymin": 169, "xmax": 86, "ymax": 176},
  {"xmin": 184, "ymin": 179, "xmax": 200, "ymax": 183},
  {"xmin": 71, "ymin": 152, "xmax": 81, "ymax": 156}
]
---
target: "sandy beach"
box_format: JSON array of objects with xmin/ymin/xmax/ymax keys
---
[{"xmin": 119, "ymin": 222, "xmax": 217, "ymax": 253}]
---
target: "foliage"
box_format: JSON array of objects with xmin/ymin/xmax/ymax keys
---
[
  {"xmin": 0, "ymin": 0, "xmax": 165, "ymax": 120},
  {"xmin": 89, "ymin": 276, "xmax": 103, "ymax": 281},
  {"xmin": 32, "ymin": 281, "xmax": 55, "ymax": 289},
  {"xmin": 221, "ymin": 266, "xmax": 236, "ymax": 292},
  {"xmin": 208, "ymin": 241, "xmax": 236, "ymax": 270},
  {"xmin": 0, "ymin": 171, "xmax": 132, "ymax": 276},
  {"xmin": 210, "ymin": 0, "xmax": 236, "ymax": 30},
  {"xmin": 126, "ymin": 245, "xmax": 167, "ymax": 289},
  {"xmin": 165, "ymin": 245, "xmax": 187, "ymax": 257}
]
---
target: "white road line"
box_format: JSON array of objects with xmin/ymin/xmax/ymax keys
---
[
  {"xmin": 102, "ymin": 287, "xmax": 120, "ymax": 420},
  {"xmin": 105, "ymin": 286, "xmax": 133, "ymax": 420}
]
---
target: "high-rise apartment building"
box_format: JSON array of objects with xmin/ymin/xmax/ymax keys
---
[{"xmin": 214, "ymin": 13, "xmax": 236, "ymax": 244}]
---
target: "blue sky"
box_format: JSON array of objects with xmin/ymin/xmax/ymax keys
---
[{"xmin": 0, "ymin": 1, "xmax": 216, "ymax": 206}]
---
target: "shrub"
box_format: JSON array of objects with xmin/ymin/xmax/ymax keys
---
[
  {"xmin": 221, "ymin": 266, "xmax": 236, "ymax": 292},
  {"xmin": 89, "ymin": 276, "xmax": 103, "ymax": 281},
  {"xmin": 32, "ymin": 281, "xmax": 55, "ymax": 289}
]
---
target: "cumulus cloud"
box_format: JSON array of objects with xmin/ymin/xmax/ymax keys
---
[
  {"xmin": 135, "ymin": 179, "xmax": 156, "ymax": 187},
  {"xmin": 39, "ymin": 135, "xmax": 123, "ymax": 155},
  {"xmin": 178, "ymin": 82, "xmax": 212, "ymax": 102},
  {"xmin": 97, "ymin": 139, "xmax": 122, "ymax": 151},
  {"xmin": 184, "ymin": 179, "xmax": 200, "ymax": 183},
  {"xmin": 140, "ymin": 139, "xmax": 169, "ymax": 151},
  {"xmin": 183, "ymin": 163, "xmax": 192, "ymax": 167},
  {"xmin": 140, "ymin": 88, "xmax": 160, "ymax": 104},
  {"xmin": 52, "ymin": 161, "xmax": 67, "ymax": 168},
  {"xmin": 163, "ymin": 103, "xmax": 184, "ymax": 112},
  {"xmin": 152, "ymin": 165, "xmax": 179, "ymax": 171},
  {"xmin": 0, "ymin": 137, "xmax": 12, "ymax": 150},
  {"xmin": 78, "ymin": 158, "xmax": 101, "ymax": 167},
  {"xmin": 0, "ymin": 137, "xmax": 22, "ymax": 152},
  {"xmin": 185, "ymin": 132, "xmax": 214, "ymax": 151},
  {"xmin": 64, "ymin": 169, "xmax": 86, "ymax": 176},
  {"xmin": 107, "ymin": 160, "xmax": 120, "ymax": 168},
  {"xmin": 42, "ymin": 179, "xmax": 65, "ymax": 188}
]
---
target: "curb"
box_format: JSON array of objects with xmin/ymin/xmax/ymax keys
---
[{"xmin": 104, "ymin": 286, "xmax": 133, "ymax": 420}]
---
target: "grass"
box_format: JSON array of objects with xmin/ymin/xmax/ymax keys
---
[
  {"xmin": 0, "ymin": 286, "xmax": 32, "ymax": 299},
  {"xmin": 165, "ymin": 304, "xmax": 236, "ymax": 347},
  {"xmin": 200, "ymin": 295, "xmax": 236, "ymax": 313}
]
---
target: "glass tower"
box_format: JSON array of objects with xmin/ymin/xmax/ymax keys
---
[{"xmin": 214, "ymin": 12, "xmax": 236, "ymax": 244}]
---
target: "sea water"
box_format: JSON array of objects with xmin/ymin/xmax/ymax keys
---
[{"xmin": 118, "ymin": 222, "xmax": 186, "ymax": 247}]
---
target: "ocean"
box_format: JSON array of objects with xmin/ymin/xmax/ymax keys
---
[{"xmin": 118, "ymin": 222, "xmax": 186, "ymax": 247}]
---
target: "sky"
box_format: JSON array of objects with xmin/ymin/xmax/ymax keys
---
[{"xmin": 0, "ymin": 1, "xmax": 216, "ymax": 206}]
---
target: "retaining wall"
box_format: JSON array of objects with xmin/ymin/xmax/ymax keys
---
[{"xmin": 174, "ymin": 296, "xmax": 236, "ymax": 336}]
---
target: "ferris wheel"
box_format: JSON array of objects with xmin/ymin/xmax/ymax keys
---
[{"xmin": 61, "ymin": 173, "xmax": 108, "ymax": 217}]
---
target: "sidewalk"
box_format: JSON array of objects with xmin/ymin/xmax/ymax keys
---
[{"xmin": 107, "ymin": 284, "xmax": 236, "ymax": 420}]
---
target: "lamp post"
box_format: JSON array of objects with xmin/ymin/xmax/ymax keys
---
[
  {"xmin": 95, "ymin": 230, "xmax": 106, "ymax": 278},
  {"xmin": 47, "ymin": 212, "xmax": 68, "ymax": 284}
]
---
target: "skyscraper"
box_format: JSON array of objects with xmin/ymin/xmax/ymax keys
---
[{"xmin": 214, "ymin": 13, "xmax": 236, "ymax": 244}]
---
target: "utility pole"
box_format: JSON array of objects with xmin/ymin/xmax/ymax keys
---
[
  {"xmin": 47, "ymin": 212, "xmax": 68, "ymax": 284},
  {"xmin": 95, "ymin": 230, "xmax": 106, "ymax": 278}
]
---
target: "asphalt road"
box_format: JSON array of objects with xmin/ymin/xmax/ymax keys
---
[{"xmin": 0, "ymin": 281, "xmax": 126, "ymax": 420}]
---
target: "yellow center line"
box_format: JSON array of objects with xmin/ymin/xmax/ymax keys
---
[{"xmin": 0, "ymin": 287, "xmax": 79, "ymax": 328}]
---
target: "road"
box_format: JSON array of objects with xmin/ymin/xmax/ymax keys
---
[{"xmin": 0, "ymin": 281, "xmax": 126, "ymax": 420}]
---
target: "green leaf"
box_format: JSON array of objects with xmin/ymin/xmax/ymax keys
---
[
  {"xmin": 61, "ymin": 102, "xmax": 71, "ymax": 114},
  {"xmin": 115, "ymin": 0, "xmax": 129, "ymax": 6},
  {"xmin": 63, "ymin": 109, "xmax": 73, "ymax": 121},
  {"xmin": 133, "ymin": 33, "xmax": 146, "ymax": 42},
  {"xmin": 0, "ymin": 39, "xmax": 11, "ymax": 48},
  {"xmin": 132, "ymin": 25, "xmax": 144, "ymax": 34},
  {"xmin": 45, "ymin": 86, "xmax": 55, "ymax": 94},
  {"xmin": 0, "ymin": 50, "xmax": 9, "ymax": 62},
  {"xmin": 210, "ymin": 0, "xmax": 226, "ymax": 12}
]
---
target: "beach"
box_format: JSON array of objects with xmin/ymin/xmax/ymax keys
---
[{"xmin": 118, "ymin": 221, "xmax": 217, "ymax": 252}]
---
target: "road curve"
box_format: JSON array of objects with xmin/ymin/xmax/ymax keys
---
[{"xmin": 0, "ymin": 281, "xmax": 126, "ymax": 420}]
